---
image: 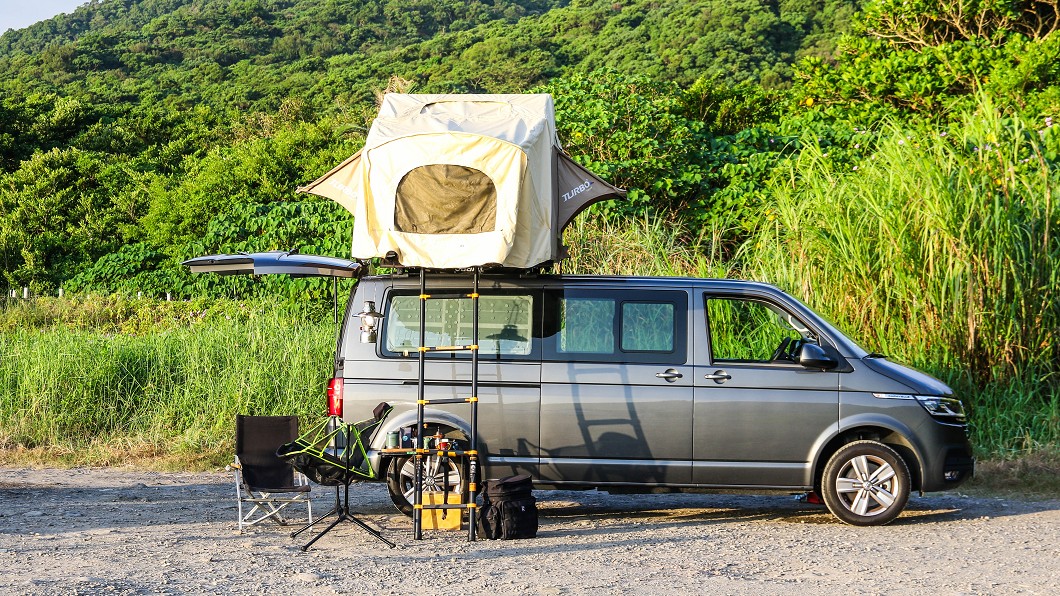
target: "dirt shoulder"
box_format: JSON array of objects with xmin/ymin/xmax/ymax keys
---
[{"xmin": 2, "ymin": 466, "xmax": 1059, "ymax": 595}]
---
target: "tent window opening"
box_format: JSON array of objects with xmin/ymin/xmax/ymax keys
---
[{"xmin": 394, "ymin": 164, "xmax": 498, "ymax": 234}]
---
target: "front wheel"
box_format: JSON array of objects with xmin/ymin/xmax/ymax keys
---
[
  {"xmin": 386, "ymin": 455, "xmax": 467, "ymax": 516},
  {"xmin": 821, "ymin": 440, "xmax": 910, "ymax": 526}
]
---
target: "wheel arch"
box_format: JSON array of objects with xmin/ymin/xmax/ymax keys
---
[{"xmin": 813, "ymin": 417, "xmax": 926, "ymax": 495}]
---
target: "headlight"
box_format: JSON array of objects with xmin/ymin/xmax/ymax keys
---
[{"xmin": 914, "ymin": 395, "xmax": 966, "ymax": 422}]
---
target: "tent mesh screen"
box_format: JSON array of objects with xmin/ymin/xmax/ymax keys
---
[{"xmin": 395, "ymin": 164, "xmax": 497, "ymax": 234}]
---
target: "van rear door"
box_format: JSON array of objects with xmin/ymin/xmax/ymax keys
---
[{"xmin": 182, "ymin": 251, "xmax": 364, "ymax": 278}]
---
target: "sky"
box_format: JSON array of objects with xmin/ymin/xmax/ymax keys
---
[{"xmin": 0, "ymin": 0, "xmax": 88, "ymax": 33}]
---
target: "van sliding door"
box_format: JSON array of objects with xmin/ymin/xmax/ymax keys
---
[{"xmin": 539, "ymin": 287, "xmax": 693, "ymax": 486}]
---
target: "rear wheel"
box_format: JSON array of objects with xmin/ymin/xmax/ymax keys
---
[
  {"xmin": 386, "ymin": 454, "xmax": 467, "ymax": 516},
  {"xmin": 821, "ymin": 440, "xmax": 910, "ymax": 526}
]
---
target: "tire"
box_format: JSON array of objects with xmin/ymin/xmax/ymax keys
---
[
  {"xmin": 821, "ymin": 440, "xmax": 911, "ymax": 526},
  {"xmin": 386, "ymin": 454, "xmax": 467, "ymax": 516}
]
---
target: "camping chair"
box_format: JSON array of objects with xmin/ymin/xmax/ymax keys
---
[
  {"xmin": 233, "ymin": 415, "xmax": 313, "ymax": 533},
  {"xmin": 278, "ymin": 402, "xmax": 394, "ymax": 549}
]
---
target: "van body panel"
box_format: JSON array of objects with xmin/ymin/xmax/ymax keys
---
[
  {"xmin": 538, "ymin": 368, "xmax": 693, "ymax": 484},
  {"xmin": 692, "ymin": 368, "xmax": 839, "ymax": 486},
  {"xmin": 538, "ymin": 458, "xmax": 691, "ymax": 486},
  {"xmin": 836, "ymin": 394, "xmax": 934, "ymax": 490},
  {"xmin": 838, "ymin": 360, "xmax": 930, "ymax": 394},
  {"xmin": 689, "ymin": 461, "xmax": 809, "ymax": 488},
  {"xmin": 859, "ymin": 357, "xmax": 954, "ymax": 396}
]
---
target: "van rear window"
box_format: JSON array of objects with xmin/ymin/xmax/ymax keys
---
[{"xmin": 382, "ymin": 293, "xmax": 535, "ymax": 359}]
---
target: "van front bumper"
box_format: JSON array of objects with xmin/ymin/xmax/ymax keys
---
[{"xmin": 920, "ymin": 423, "xmax": 975, "ymax": 492}]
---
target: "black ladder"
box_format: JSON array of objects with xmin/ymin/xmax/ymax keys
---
[{"xmin": 412, "ymin": 268, "xmax": 481, "ymax": 541}]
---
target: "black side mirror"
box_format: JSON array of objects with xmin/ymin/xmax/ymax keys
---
[{"xmin": 796, "ymin": 343, "xmax": 838, "ymax": 370}]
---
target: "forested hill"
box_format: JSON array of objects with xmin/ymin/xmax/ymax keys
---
[
  {"xmin": 0, "ymin": 0, "xmax": 853, "ymax": 114},
  {"xmin": 0, "ymin": 0, "xmax": 860, "ymax": 295}
]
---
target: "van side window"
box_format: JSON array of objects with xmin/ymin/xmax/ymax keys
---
[
  {"xmin": 558, "ymin": 298, "xmax": 615, "ymax": 353},
  {"xmin": 706, "ymin": 297, "xmax": 803, "ymax": 362},
  {"xmin": 622, "ymin": 302, "xmax": 675, "ymax": 352},
  {"xmin": 382, "ymin": 293, "xmax": 535, "ymax": 359},
  {"xmin": 545, "ymin": 290, "xmax": 687, "ymax": 364}
]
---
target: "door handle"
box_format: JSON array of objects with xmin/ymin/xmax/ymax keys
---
[
  {"xmin": 704, "ymin": 370, "xmax": 732, "ymax": 383},
  {"xmin": 655, "ymin": 369, "xmax": 684, "ymax": 382}
]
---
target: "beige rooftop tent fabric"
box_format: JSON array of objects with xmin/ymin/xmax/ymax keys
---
[{"xmin": 300, "ymin": 94, "xmax": 624, "ymax": 269}]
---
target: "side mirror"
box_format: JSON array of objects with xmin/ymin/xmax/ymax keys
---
[{"xmin": 796, "ymin": 343, "xmax": 838, "ymax": 370}]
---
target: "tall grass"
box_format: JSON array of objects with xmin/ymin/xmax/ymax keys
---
[
  {"xmin": 562, "ymin": 213, "xmax": 735, "ymax": 278},
  {"xmin": 0, "ymin": 297, "xmax": 334, "ymax": 466},
  {"xmin": 740, "ymin": 101, "xmax": 1060, "ymax": 455},
  {"xmin": 563, "ymin": 101, "xmax": 1060, "ymax": 456}
]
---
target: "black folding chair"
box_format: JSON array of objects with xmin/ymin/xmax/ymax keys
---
[{"xmin": 233, "ymin": 415, "xmax": 313, "ymax": 533}]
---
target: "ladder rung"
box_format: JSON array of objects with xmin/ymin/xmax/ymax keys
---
[
  {"xmin": 419, "ymin": 397, "xmax": 477, "ymax": 405},
  {"xmin": 420, "ymin": 504, "xmax": 466, "ymax": 510},
  {"xmin": 414, "ymin": 449, "xmax": 478, "ymax": 457},
  {"xmin": 419, "ymin": 344, "xmax": 478, "ymax": 352},
  {"xmin": 419, "ymin": 292, "xmax": 479, "ymax": 300}
]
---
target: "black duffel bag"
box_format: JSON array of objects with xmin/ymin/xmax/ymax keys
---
[{"xmin": 478, "ymin": 474, "xmax": 538, "ymax": 540}]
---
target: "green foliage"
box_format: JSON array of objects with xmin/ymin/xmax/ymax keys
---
[
  {"xmin": 539, "ymin": 70, "xmax": 709, "ymax": 214},
  {"xmin": 861, "ymin": 0, "xmax": 1059, "ymax": 45},
  {"xmin": 64, "ymin": 243, "xmax": 170, "ymax": 296},
  {"xmin": 797, "ymin": 0, "xmax": 1060, "ymax": 118},
  {"xmin": 142, "ymin": 106, "xmax": 359, "ymax": 250},
  {"xmin": 0, "ymin": 147, "xmax": 130, "ymax": 292}
]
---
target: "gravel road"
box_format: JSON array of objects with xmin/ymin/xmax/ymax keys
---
[{"xmin": 1, "ymin": 466, "xmax": 1058, "ymax": 595}]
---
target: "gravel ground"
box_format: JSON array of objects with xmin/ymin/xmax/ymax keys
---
[{"xmin": 1, "ymin": 466, "xmax": 1059, "ymax": 595}]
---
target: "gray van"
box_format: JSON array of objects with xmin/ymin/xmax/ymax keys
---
[
  {"xmin": 184, "ymin": 252, "xmax": 974, "ymax": 526},
  {"xmin": 339, "ymin": 271, "xmax": 973, "ymax": 526}
]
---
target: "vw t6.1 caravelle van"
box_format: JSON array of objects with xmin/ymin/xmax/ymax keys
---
[{"xmin": 338, "ymin": 271, "xmax": 973, "ymax": 526}]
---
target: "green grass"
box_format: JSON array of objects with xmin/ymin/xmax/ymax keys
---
[{"xmin": 0, "ymin": 296, "xmax": 334, "ymax": 467}]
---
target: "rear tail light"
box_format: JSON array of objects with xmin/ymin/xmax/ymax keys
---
[{"xmin": 326, "ymin": 378, "xmax": 343, "ymax": 417}]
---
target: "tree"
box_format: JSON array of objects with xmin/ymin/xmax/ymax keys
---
[
  {"xmin": 796, "ymin": 0, "xmax": 1060, "ymax": 118},
  {"xmin": 537, "ymin": 70, "xmax": 710, "ymax": 216}
]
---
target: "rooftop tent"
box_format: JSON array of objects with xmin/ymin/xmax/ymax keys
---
[{"xmin": 299, "ymin": 94, "xmax": 624, "ymax": 269}]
